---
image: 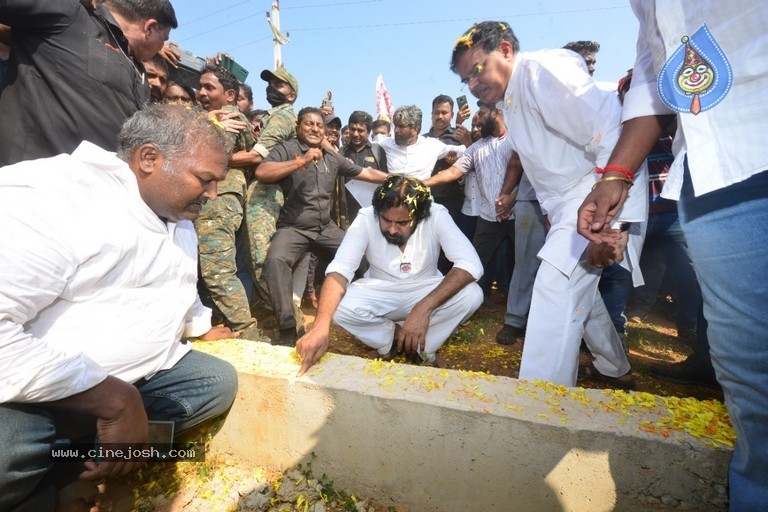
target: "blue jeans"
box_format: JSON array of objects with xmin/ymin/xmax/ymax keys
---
[
  {"xmin": 678, "ymin": 165, "xmax": 768, "ymax": 510},
  {"xmin": 0, "ymin": 350, "xmax": 237, "ymax": 511},
  {"xmin": 598, "ymin": 263, "xmax": 632, "ymax": 336},
  {"xmin": 631, "ymin": 210, "xmax": 701, "ymax": 331}
]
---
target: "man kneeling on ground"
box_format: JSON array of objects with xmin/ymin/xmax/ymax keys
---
[
  {"xmin": 296, "ymin": 174, "xmax": 484, "ymax": 375},
  {"xmin": 0, "ymin": 104, "xmax": 239, "ymax": 512}
]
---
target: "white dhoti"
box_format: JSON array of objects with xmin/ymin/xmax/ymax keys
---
[
  {"xmin": 333, "ymin": 276, "xmax": 483, "ymax": 359},
  {"xmin": 518, "ymin": 256, "xmax": 631, "ymax": 386}
]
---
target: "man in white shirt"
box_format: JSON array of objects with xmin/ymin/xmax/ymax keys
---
[
  {"xmin": 377, "ymin": 105, "xmax": 466, "ymax": 181},
  {"xmin": 424, "ymin": 101, "xmax": 519, "ymax": 307},
  {"xmin": 450, "ymin": 21, "xmax": 647, "ymax": 388},
  {"xmin": 577, "ymin": 2, "xmax": 768, "ymax": 508},
  {"xmin": 0, "ymin": 104, "xmax": 239, "ymax": 511},
  {"xmin": 295, "ymin": 174, "xmax": 484, "ymax": 375}
]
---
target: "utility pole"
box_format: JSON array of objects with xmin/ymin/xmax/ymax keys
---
[{"xmin": 266, "ymin": 0, "xmax": 290, "ymax": 69}]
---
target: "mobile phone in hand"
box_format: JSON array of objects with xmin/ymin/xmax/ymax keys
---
[{"xmin": 456, "ymin": 95, "xmax": 468, "ymax": 110}]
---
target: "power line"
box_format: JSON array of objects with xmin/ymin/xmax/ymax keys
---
[
  {"xmin": 177, "ymin": 4, "xmax": 628, "ymax": 54},
  {"xmin": 282, "ymin": 0, "xmax": 384, "ymax": 9},
  {"xmin": 287, "ymin": 6, "xmax": 628, "ymax": 33},
  {"xmin": 206, "ymin": 5, "xmax": 628, "ymax": 52},
  {"xmin": 177, "ymin": 10, "xmax": 264, "ymax": 43},
  {"xmin": 180, "ymin": 0, "xmax": 252, "ymax": 26}
]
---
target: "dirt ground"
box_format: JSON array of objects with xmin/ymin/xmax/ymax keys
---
[{"xmin": 290, "ymin": 289, "xmax": 724, "ymax": 403}]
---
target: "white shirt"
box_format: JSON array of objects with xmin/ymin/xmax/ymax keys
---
[
  {"xmin": 327, "ymin": 204, "xmax": 483, "ymax": 283},
  {"xmin": 624, "ymin": 0, "xmax": 768, "ymax": 199},
  {"xmin": 452, "ymin": 135, "xmax": 514, "ymax": 222},
  {"xmin": 500, "ymin": 49, "xmax": 647, "ymax": 281},
  {"xmin": 378, "ymin": 135, "xmax": 465, "ymax": 181},
  {"xmin": 0, "ymin": 142, "xmax": 211, "ymax": 403}
]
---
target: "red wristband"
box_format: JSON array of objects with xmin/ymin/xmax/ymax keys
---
[
  {"xmin": 295, "ymin": 155, "xmax": 306, "ymax": 169},
  {"xmin": 596, "ymin": 164, "xmax": 634, "ymax": 181}
]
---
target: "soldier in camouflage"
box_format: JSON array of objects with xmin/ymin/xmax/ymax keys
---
[
  {"xmin": 243, "ymin": 66, "xmax": 300, "ymax": 304},
  {"xmin": 195, "ymin": 64, "xmax": 264, "ymax": 340}
]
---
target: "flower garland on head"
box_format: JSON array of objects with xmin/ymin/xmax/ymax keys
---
[
  {"xmin": 454, "ymin": 26, "xmax": 476, "ymax": 51},
  {"xmin": 401, "ymin": 177, "xmax": 430, "ymax": 220},
  {"xmin": 454, "ymin": 22, "xmax": 509, "ymax": 51},
  {"xmin": 375, "ymin": 175, "xmax": 432, "ymax": 221}
]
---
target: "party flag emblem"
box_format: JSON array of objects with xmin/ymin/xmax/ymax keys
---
[{"xmin": 657, "ymin": 23, "xmax": 732, "ymax": 115}]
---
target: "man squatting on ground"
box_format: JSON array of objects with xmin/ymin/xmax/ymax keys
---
[{"xmin": 296, "ymin": 174, "xmax": 484, "ymax": 375}]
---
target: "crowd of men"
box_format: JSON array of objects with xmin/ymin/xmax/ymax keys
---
[{"xmin": 1, "ymin": 1, "xmax": 766, "ymax": 511}]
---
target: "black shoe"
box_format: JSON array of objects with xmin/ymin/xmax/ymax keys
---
[
  {"xmin": 496, "ymin": 324, "xmax": 525, "ymax": 345},
  {"xmin": 271, "ymin": 327, "xmax": 298, "ymax": 347},
  {"xmin": 650, "ymin": 359, "xmax": 720, "ymax": 388}
]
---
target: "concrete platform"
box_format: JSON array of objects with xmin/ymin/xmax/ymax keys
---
[{"xmin": 197, "ymin": 340, "xmax": 732, "ymax": 511}]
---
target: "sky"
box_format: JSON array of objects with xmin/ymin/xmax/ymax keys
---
[{"xmin": 169, "ymin": 0, "xmax": 640, "ymax": 126}]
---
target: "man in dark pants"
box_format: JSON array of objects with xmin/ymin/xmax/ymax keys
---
[{"xmin": 256, "ymin": 107, "xmax": 388, "ymax": 345}]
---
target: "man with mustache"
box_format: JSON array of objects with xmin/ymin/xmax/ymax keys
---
[
  {"xmin": 340, "ymin": 110, "xmax": 389, "ymax": 223},
  {"xmin": 450, "ymin": 21, "xmax": 647, "ymax": 388},
  {"xmin": 143, "ymin": 54, "xmax": 169, "ymax": 102},
  {"xmin": 256, "ymin": 107, "xmax": 388, "ymax": 346},
  {"xmin": 0, "ymin": 104, "xmax": 239, "ymax": 511},
  {"xmin": 377, "ymin": 105, "xmax": 466, "ymax": 182},
  {"xmin": 295, "ymin": 174, "xmax": 484, "ymax": 374}
]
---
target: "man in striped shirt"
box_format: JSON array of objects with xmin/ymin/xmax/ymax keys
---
[{"xmin": 424, "ymin": 101, "xmax": 520, "ymax": 299}]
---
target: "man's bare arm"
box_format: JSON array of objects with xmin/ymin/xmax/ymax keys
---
[
  {"xmin": 355, "ymin": 167, "xmax": 388, "ymax": 184},
  {"xmin": 495, "ymin": 151, "xmax": 523, "ymax": 220},
  {"xmin": 43, "ymin": 376, "xmax": 149, "ymax": 479},
  {"xmin": 229, "ymin": 149, "xmax": 263, "ymax": 168},
  {"xmin": 423, "ymin": 166, "xmax": 464, "ymax": 188},
  {"xmin": 398, "ymin": 267, "xmax": 475, "ymax": 354},
  {"xmin": 296, "ymin": 272, "xmax": 349, "ymax": 375},
  {"xmin": 255, "ymin": 148, "xmax": 323, "ymax": 183}
]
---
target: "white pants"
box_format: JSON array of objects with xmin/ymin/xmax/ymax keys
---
[
  {"xmin": 333, "ymin": 276, "xmax": 483, "ymax": 359},
  {"xmin": 519, "ymin": 257, "xmax": 630, "ymax": 386}
]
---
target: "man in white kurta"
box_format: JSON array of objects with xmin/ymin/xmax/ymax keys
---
[
  {"xmin": 295, "ymin": 175, "xmax": 483, "ymax": 374},
  {"xmin": 0, "ymin": 104, "xmax": 239, "ymax": 511},
  {"xmin": 451, "ymin": 22, "xmax": 647, "ymax": 386},
  {"xmin": 377, "ymin": 105, "xmax": 466, "ymax": 180}
]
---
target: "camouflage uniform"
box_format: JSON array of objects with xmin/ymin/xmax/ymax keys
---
[
  {"xmin": 243, "ymin": 102, "xmax": 297, "ymax": 302},
  {"xmin": 194, "ymin": 105, "xmax": 261, "ymax": 338}
]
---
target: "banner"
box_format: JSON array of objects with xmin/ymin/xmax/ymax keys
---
[{"xmin": 375, "ymin": 74, "xmax": 394, "ymax": 122}]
